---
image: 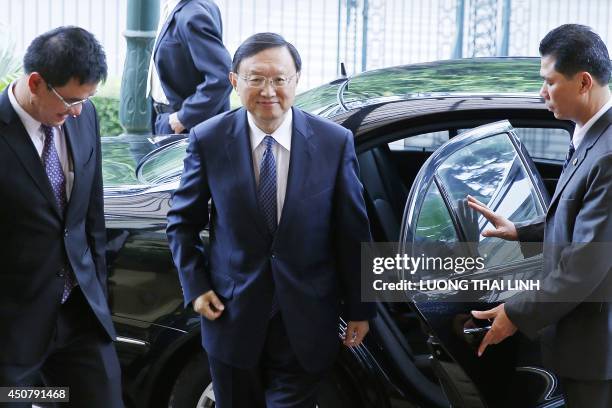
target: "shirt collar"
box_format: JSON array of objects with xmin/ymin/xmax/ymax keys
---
[
  {"xmin": 573, "ymin": 96, "xmax": 612, "ymax": 149},
  {"xmin": 247, "ymin": 109, "xmax": 293, "ymax": 152},
  {"xmin": 7, "ymin": 81, "xmax": 46, "ymax": 138},
  {"xmin": 164, "ymin": 0, "xmax": 182, "ymax": 18}
]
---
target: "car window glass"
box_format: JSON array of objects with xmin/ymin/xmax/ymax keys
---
[
  {"xmin": 138, "ymin": 140, "xmax": 188, "ymax": 184},
  {"xmin": 435, "ymin": 133, "xmax": 543, "ymax": 267},
  {"xmin": 514, "ymin": 127, "xmax": 570, "ymax": 161},
  {"xmin": 389, "ymin": 131, "xmax": 449, "ymax": 152},
  {"xmin": 415, "ymin": 182, "xmax": 458, "ymax": 243}
]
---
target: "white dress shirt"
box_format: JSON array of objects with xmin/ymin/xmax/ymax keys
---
[
  {"xmin": 572, "ymin": 97, "xmax": 612, "ymax": 149},
  {"xmin": 8, "ymin": 82, "xmax": 74, "ymax": 200},
  {"xmin": 248, "ymin": 110, "xmax": 293, "ymax": 223},
  {"xmin": 147, "ymin": 0, "xmax": 181, "ymax": 104}
]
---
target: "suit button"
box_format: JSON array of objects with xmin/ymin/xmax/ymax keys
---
[
  {"xmin": 64, "ymin": 228, "xmax": 68, "ymax": 237},
  {"xmin": 271, "ymin": 254, "xmax": 276, "ymax": 259},
  {"xmin": 57, "ymin": 268, "xmax": 65, "ymax": 277}
]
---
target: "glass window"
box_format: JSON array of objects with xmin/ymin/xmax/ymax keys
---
[
  {"xmin": 435, "ymin": 133, "xmax": 543, "ymax": 267},
  {"xmin": 137, "ymin": 140, "xmax": 188, "ymax": 185},
  {"xmin": 514, "ymin": 127, "xmax": 570, "ymax": 161},
  {"xmin": 389, "ymin": 130, "xmax": 449, "ymax": 152},
  {"xmin": 415, "ymin": 182, "xmax": 458, "ymax": 243}
]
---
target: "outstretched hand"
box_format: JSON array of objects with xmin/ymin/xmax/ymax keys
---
[{"xmin": 466, "ymin": 195, "xmax": 518, "ymax": 241}]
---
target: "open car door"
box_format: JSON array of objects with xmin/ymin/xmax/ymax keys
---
[{"xmin": 399, "ymin": 120, "xmax": 565, "ymax": 407}]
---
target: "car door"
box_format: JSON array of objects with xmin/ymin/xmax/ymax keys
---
[{"xmin": 398, "ymin": 120, "xmax": 564, "ymax": 408}]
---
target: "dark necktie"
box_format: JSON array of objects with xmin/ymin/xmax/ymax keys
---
[
  {"xmin": 41, "ymin": 125, "xmax": 67, "ymax": 212},
  {"xmin": 257, "ymin": 135, "xmax": 279, "ymax": 317},
  {"xmin": 41, "ymin": 124, "xmax": 76, "ymax": 303},
  {"xmin": 562, "ymin": 140, "xmax": 576, "ymax": 171},
  {"xmin": 258, "ymin": 135, "xmax": 277, "ymax": 233}
]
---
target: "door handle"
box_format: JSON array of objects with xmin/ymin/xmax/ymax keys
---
[{"xmin": 463, "ymin": 325, "xmax": 491, "ymax": 335}]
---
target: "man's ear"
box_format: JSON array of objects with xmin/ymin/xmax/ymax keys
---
[
  {"xmin": 26, "ymin": 72, "xmax": 45, "ymax": 95},
  {"xmin": 229, "ymin": 72, "xmax": 238, "ymax": 91},
  {"xmin": 578, "ymin": 71, "xmax": 593, "ymax": 94}
]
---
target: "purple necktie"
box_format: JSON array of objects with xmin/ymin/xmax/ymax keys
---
[
  {"xmin": 41, "ymin": 124, "xmax": 76, "ymax": 303},
  {"xmin": 257, "ymin": 136, "xmax": 279, "ymax": 317}
]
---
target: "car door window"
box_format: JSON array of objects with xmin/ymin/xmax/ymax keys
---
[
  {"xmin": 439, "ymin": 132, "xmax": 543, "ymax": 267},
  {"xmin": 514, "ymin": 127, "xmax": 570, "ymax": 161},
  {"xmin": 389, "ymin": 130, "xmax": 449, "ymax": 152},
  {"xmin": 414, "ymin": 181, "xmax": 458, "ymax": 243}
]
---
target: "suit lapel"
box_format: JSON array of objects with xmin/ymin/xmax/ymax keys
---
[
  {"xmin": 548, "ymin": 107, "xmax": 612, "ymax": 210},
  {"xmin": 225, "ymin": 108, "xmax": 269, "ymax": 237},
  {"xmin": 275, "ymin": 108, "xmax": 313, "ymax": 238},
  {"xmin": 0, "ymin": 89, "xmax": 63, "ymax": 219},
  {"xmin": 62, "ymin": 115, "xmax": 84, "ymax": 220}
]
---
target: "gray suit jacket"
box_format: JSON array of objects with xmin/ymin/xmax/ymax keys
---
[{"xmin": 505, "ymin": 107, "xmax": 612, "ymax": 380}]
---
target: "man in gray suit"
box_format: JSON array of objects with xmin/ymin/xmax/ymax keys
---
[{"xmin": 467, "ymin": 24, "xmax": 612, "ymax": 407}]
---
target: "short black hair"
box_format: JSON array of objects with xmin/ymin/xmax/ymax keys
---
[
  {"xmin": 539, "ymin": 24, "xmax": 611, "ymax": 85},
  {"xmin": 23, "ymin": 26, "xmax": 107, "ymax": 87},
  {"xmin": 232, "ymin": 32, "xmax": 301, "ymax": 73}
]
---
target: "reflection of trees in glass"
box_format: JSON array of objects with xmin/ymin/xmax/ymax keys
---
[
  {"xmin": 102, "ymin": 139, "xmax": 140, "ymax": 186},
  {"xmin": 416, "ymin": 183, "xmax": 457, "ymax": 242},
  {"xmin": 295, "ymin": 82, "xmax": 342, "ymax": 115},
  {"xmin": 139, "ymin": 142, "xmax": 187, "ymax": 184},
  {"xmin": 344, "ymin": 58, "xmax": 543, "ymax": 104},
  {"xmin": 437, "ymin": 134, "xmax": 516, "ymax": 205}
]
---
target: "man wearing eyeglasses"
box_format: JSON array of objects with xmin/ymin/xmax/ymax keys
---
[
  {"xmin": 167, "ymin": 32, "xmax": 374, "ymax": 407},
  {"xmin": 0, "ymin": 27, "xmax": 123, "ymax": 407}
]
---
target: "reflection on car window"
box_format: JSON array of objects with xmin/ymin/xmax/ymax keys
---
[
  {"xmin": 435, "ymin": 133, "xmax": 543, "ymax": 267},
  {"xmin": 389, "ymin": 131, "xmax": 449, "ymax": 152},
  {"xmin": 514, "ymin": 127, "xmax": 570, "ymax": 161},
  {"xmin": 138, "ymin": 140, "xmax": 188, "ymax": 185},
  {"xmin": 415, "ymin": 182, "xmax": 457, "ymax": 243}
]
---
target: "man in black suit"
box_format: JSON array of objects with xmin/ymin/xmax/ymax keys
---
[
  {"xmin": 469, "ymin": 24, "xmax": 612, "ymax": 407},
  {"xmin": 148, "ymin": 0, "xmax": 232, "ymax": 134},
  {"xmin": 0, "ymin": 27, "xmax": 122, "ymax": 407}
]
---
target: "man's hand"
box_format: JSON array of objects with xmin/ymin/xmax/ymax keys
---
[
  {"xmin": 471, "ymin": 304, "xmax": 517, "ymax": 357},
  {"xmin": 193, "ymin": 290, "xmax": 225, "ymax": 320},
  {"xmin": 343, "ymin": 321, "xmax": 369, "ymax": 347},
  {"xmin": 466, "ymin": 195, "xmax": 518, "ymax": 241},
  {"xmin": 169, "ymin": 112, "xmax": 186, "ymax": 134}
]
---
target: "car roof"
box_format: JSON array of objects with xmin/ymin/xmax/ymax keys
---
[{"xmin": 295, "ymin": 57, "xmax": 544, "ymax": 116}]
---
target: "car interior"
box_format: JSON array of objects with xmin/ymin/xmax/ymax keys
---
[{"xmin": 354, "ymin": 116, "xmax": 571, "ymax": 407}]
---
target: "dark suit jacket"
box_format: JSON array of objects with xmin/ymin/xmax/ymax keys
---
[
  {"xmin": 154, "ymin": 0, "xmax": 232, "ymax": 132},
  {"xmin": 167, "ymin": 107, "xmax": 375, "ymax": 373},
  {"xmin": 506, "ymin": 107, "xmax": 612, "ymax": 380},
  {"xmin": 0, "ymin": 89, "xmax": 115, "ymax": 365}
]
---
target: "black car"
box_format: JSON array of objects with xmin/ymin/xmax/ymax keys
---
[{"xmin": 103, "ymin": 57, "xmax": 574, "ymax": 408}]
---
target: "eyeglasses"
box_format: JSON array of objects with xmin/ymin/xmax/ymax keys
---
[
  {"xmin": 47, "ymin": 84, "xmax": 92, "ymax": 109},
  {"xmin": 238, "ymin": 74, "xmax": 297, "ymax": 89}
]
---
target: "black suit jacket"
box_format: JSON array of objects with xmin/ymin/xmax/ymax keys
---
[
  {"xmin": 0, "ymin": 89, "xmax": 115, "ymax": 365},
  {"xmin": 506, "ymin": 107, "xmax": 612, "ymax": 380}
]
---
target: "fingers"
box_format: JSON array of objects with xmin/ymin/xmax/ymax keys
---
[
  {"xmin": 471, "ymin": 308, "xmax": 496, "ymax": 320},
  {"xmin": 343, "ymin": 321, "xmax": 369, "ymax": 347},
  {"xmin": 478, "ymin": 329, "xmax": 493, "ymax": 357},
  {"xmin": 194, "ymin": 290, "xmax": 225, "ymax": 320},
  {"xmin": 466, "ymin": 196, "xmax": 497, "ymax": 222}
]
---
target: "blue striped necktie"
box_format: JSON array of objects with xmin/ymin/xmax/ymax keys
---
[
  {"xmin": 41, "ymin": 124, "xmax": 77, "ymax": 303},
  {"xmin": 258, "ymin": 135, "xmax": 280, "ymax": 317},
  {"xmin": 258, "ymin": 135, "xmax": 277, "ymax": 233}
]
